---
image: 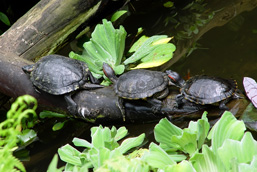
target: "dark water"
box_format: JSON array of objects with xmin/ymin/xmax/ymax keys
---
[
  {"xmin": 171, "ymin": 9, "xmax": 257, "ymax": 90},
  {"xmin": 24, "ymin": 1, "xmax": 257, "ymax": 171}
]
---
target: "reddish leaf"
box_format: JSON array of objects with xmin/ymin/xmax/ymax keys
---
[{"xmin": 243, "ymin": 77, "xmax": 257, "ymax": 108}]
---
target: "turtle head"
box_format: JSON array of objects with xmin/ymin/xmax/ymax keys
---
[
  {"xmin": 22, "ymin": 64, "xmax": 35, "ymax": 74},
  {"xmin": 102, "ymin": 63, "xmax": 118, "ymax": 83},
  {"xmin": 166, "ymin": 70, "xmax": 185, "ymax": 88}
]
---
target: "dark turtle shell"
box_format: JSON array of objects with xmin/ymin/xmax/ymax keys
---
[
  {"xmin": 181, "ymin": 75, "xmax": 237, "ymax": 105},
  {"xmin": 114, "ymin": 69, "xmax": 168, "ymax": 99},
  {"xmin": 26, "ymin": 55, "xmax": 90, "ymax": 95}
]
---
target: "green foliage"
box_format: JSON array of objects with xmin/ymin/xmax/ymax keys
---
[
  {"xmin": 70, "ymin": 19, "xmax": 176, "ymax": 84},
  {"xmin": 111, "ymin": 10, "xmax": 127, "ymax": 22},
  {"xmin": 0, "ymin": 11, "xmax": 10, "ymax": 26},
  {"xmin": 50, "ymin": 111, "xmax": 257, "ymax": 171},
  {"xmin": 0, "ymin": 95, "xmax": 38, "ymax": 172}
]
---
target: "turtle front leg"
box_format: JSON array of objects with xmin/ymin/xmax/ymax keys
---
[
  {"xmin": 175, "ymin": 94, "xmax": 184, "ymax": 108},
  {"xmin": 88, "ymin": 71, "xmax": 100, "ymax": 84},
  {"xmin": 116, "ymin": 97, "xmax": 126, "ymax": 121},
  {"xmin": 219, "ymin": 99, "xmax": 229, "ymax": 110},
  {"xmin": 146, "ymin": 98, "xmax": 162, "ymax": 112},
  {"xmin": 64, "ymin": 94, "xmax": 78, "ymax": 115}
]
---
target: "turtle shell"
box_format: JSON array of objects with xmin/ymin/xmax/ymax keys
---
[
  {"xmin": 114, "ymin": 69, "xmax": 168, "ymax": 99},
  {"xmin": 29, "ymin": 55, "xmax": 89, "ymax": 95},
  {"xmin": 181, "ymin": 75, "xmax": 237, "ymax": 105}
]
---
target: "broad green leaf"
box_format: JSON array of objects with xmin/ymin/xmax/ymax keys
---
[
  {"xmin": 194, "ymin": 112, "xmax": 210, "ymax": 149},
  {"xmin": 124, "ymin": 35, "xmax": 168, "ymax": 65},
  {"xmin": 0, "ymin": 12, "xmax": 10, "ymax": 26},
  {"xmin": 131, "ymin": 43, "xmax": 176, "ymax": 69},
  {"xmin": 17, "ymin": 129, "xmax": 37, "ymax": 145},
  {"xmin": 114, "ymin": 126, "xmax": 128, "ymax": 142},
  {"xmin": 154, "ymin": 118, "xmax": 183, "ymax": 150},
  {"xmin": 238, "ymin": 155, "xmax": 257, "ymax": 172},
  {"xmin": 47, "ymin": 154, "xmax": 64, "ymax": 172},
  {"xmin": 165, "ymin": 160, "xmax": 196, "ymax": 172},
  {"xmin": 128, "ymin": 35, "xmax": 149, "ymax": 53},
  {"xmin": 152, "ymin": 37, "xmax": 173, "ymax": 45},
  {"xmin": 142, "ymin": 143, "xmax": 176, "ymax": 169},
  {"xmin": 170, "ymin": 130, "xmax": 197, "ymax": 156},
  {"xmin": 111, "ymin": 10, "xmax": 127, "ymax": 22},
  {"xmin": 58, "ymin": 144, "xmax": 82, "ymax": 166},
  {"xmin": 113, "ymin": 64, "xmax": 125, "ymax": 75},
  {"xmin": 218, "ymin": 132, "xmax": 257, "ymax": 169},
  {"xmin": 70, "ymin": 19, "xmax": 127, "ymax": 79},
  {"xmin": 190, "ymin": 145, "xmax": 226, "ymax": 172},
  {"xmin": 52, "ymin": 121, "xmax": 66, "ymax": 131},
  {"xmin": 72, "ymin": 137, "xmax": 93, "ymax": 149},
  {"xmin": 208, "ymin": 111, "xmax": 246, "ymax": 152},
  {"xmin": 163, "ymin": 1, "xmax": 174, "ymax": 8},
  {"xmin": 117, "ymin": 133, "xmax": 145, "ymax": 154},
  {"xmin": 90, "ymin": 147, "xmax": 111, "ymax": 168},
  {"xmin": 39, "ymin": 111, "xmax": 66, "ymax": 118}
]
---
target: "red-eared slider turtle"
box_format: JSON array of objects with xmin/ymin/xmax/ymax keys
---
[
  {"xmin": 166, "ymin": 70, "xmax": 240, "ymax": 109},
  {"xmin": 102, "ymin": 63, "xmax": 175, "ymax": 120},
  {"xmin": 22, "ymin": 54, "xmax": 102, "ymax": 115}
]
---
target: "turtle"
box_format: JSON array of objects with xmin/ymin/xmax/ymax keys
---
[
  {"xmin": 22, "ymin": 54, "xmax": 103, "ymax": 115},
  {"xmin": 165, "ymin": 70, "xmax": 240, "ymax": 110},
  {"xmin": 102, "ymin": 63, "xmax": 175, "ymax": 120}
]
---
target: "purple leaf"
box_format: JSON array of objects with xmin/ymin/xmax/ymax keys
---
[{"xmin": 243, "ymin": 77, "xmax": 257, "ymax": 108}]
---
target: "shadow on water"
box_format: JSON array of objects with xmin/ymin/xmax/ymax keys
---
[{"xmin": 24, "ymin": 0, "xmax": 257, "ymax": 171}]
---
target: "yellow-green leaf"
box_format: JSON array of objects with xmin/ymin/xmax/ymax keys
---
[
  {"xmin": 130, "ymin": 43, "xmax": 176, "ymax": 69},
  {"xmin": 152, "ymin": 37, "xmax": 173, "ymax": 45}
]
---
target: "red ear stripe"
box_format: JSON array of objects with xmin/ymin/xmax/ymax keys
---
[{"xmin": 168, "ymin": 75, "xmax": 176, "ymax": 81}]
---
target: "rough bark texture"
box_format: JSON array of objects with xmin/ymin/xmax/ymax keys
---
[{"xmin": 0, "ymin": 0, "xmax": 105, "ymax": 60}]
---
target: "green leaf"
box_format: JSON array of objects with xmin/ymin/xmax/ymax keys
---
[
  {"xmin": 218, "ymin": 132, "xmax": 257, "ymax": 169},
  {"xmin": 52, "ymin": 121, "xmax": 66, "ymax": 131},
  {"xmin": 165, "ymin": 160, "xmax": 196, "ymax": 172},
  {"xmin": 154, "ymin": 118, "xmax": 183, "ymax": 150},
  {"xmin": 39, "ymin": 111, "xmax": 66, "ymax": 119},
  {"xmin": 0, "ymin": 12, "xmax": 10, "ymax": 26},
  {"xmin": 111, "ymin": 10, "xmax": 127, "ymax": 22},
  {"xmin": 47, "ymin": 154, "xmax": 64, "ymax": 172},
  {"xmin": 72, "ymin": 137, "xmax": 93, "ymax": 149},
  {"xmin": 142, "ymin": 143, "xmax": 177, "ymax": 169},
  {"xmin": 17, "ymin": 129, "xmax": 37, "ymax": 145},
  {"xmin": 190, "ymin": 145, "xmax": 226, "ymax": 172},
  {"xmin": 238, "ymin": 155, "xmax": 257, "ymax": 172},
  {"xmin": 117, "ymin": 133, "xmax": 145, "ymax": 154},
  {"xmin": 131, "ymin": 43, "xmax": 175, "ymax": 69},
  {"xmin": 170, "ymin": 130, "xmax": 197, "ymax": 156},
  {"xmin": 208, "ymin": 111, "xmax": 246, "ymax": 152},
  {"xmin": 114, "ymin": 126, "xmax": 128, "ymax": 142},
  {"xmin": 163, "ymin": 1, "xmax": 174, "ymax": 8},
  {"xmin": 70, "ymin": 19, "xmax": 127, "ymax": 79},
  {"xmin": 124, "ymin": 35, "xmax": 168, "ymax": 65},
  {"xmin": 128, "ymin": 35, "xmax": 149, "ymax": 53},
  {"xmin": 58, "ymin": 144, "xmax": 82, "ymax": 166}
]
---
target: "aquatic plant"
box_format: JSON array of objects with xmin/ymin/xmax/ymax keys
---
[
  {"xmin": 49, "ymin": 111, "xmax": 257, "ymax": 171},
  {"xmin": 0, "ymin": 95, "xmax": 38, "ymax": 172},
  {"xmin": 69, "ymin": 19, "xmax": 176, "ymax": 85}
]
